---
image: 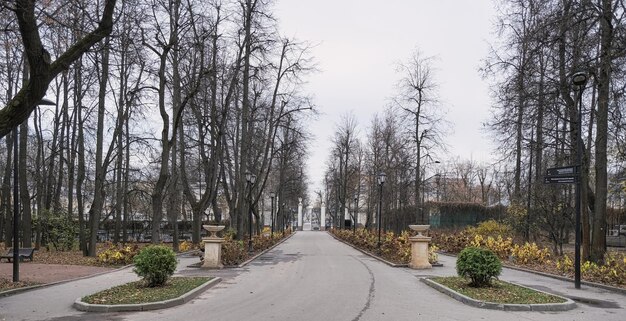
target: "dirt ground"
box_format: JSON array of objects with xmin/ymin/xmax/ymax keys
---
[{"xmin": 0, "ymin": 261, "xmax": 113, "ymax": 284}]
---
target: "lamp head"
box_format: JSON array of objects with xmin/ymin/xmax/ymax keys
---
[
  {"xmin": 572, "ymin": 72, "xmax": 588, "ymax": 86},
  {"xmin": 38, "ymin": 98, "xmax": 56, "ymax": 106},
  {"xmin": 378, "ymin": 172, "xmax": 386, "ymax": 185}
]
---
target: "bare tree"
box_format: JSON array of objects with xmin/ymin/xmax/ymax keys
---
[
  {"xmin": 394, "ymin": 49, "xmax": 447, "ymax": 210},
  {"xmin": 0, "ymin": 0, "xmax": 117, "ymax": 138}
]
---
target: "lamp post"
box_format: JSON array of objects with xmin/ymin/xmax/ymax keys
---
[
  {"xmin": 13, "ymin": 98, "xmax": 55, "ymax": 283},
  {"xmin": 377, "ymin": 172, "xmax": 386, "ymax": 248},
  {"xmin": 270, "ymin": 192, "xmax": 275, "ymax": 237},
  {"xmin": 245, "ymin": 171, "xmax": 257, "ymax": 253},
  {"xmin": 572, "ymin": 71, "xmax": 587, "ymax": 289},
  {"xmin": 281, "ymin": 202, "xmax": 286, "ymax": 232},
  {"xmin": 420, "ymin": 163, "xmax": 440, "ymax": 224},
  {"xmin": 526, "ymin": 134, "xmax": 534, "ymax": 243},
  {"xmin": 353, "ymin": 194, "xmax": 358, "ymax": 233},
  {"xmin": 12, "ymin": 125, "xmax": 18, "ymax": 282}
]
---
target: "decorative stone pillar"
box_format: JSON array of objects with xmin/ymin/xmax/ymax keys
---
[
  {"xmin": 202, "ymin": 225, "xmax": 225, "ymax": 268},
  {"xmin": 320, "ymin": 200, "xmax": 326, "ymax": 231},
  {"xmin": 408, "ymin": 225, "xmax": 432, "ymax": 269},
  {"xmin": 297, "ymin": 198, "xmax": 303, "ymax": 231}
]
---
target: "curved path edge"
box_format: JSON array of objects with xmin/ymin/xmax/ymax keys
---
[
  {"xmin": 1, "ymin": 249, "xmax": 201, "ymax": 298},
  {"xmin": 0, "ymin": 263, "xmax": 134, "ymax": 298},
  {"xmin": 326, "ymin": 231, "xmax": 408, "ymax": 267},
  {"xmin": 73, "ymin": 277, "xmax": 222, "ymax": 313},
  {"xmin": 237, "ymin": 231, "xmax": 297, "ymax": 268},
  {"xmin": 420, "ymin": 277, "xmax": 577, "ymax": 311}
]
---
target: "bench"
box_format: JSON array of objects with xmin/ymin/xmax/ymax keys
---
[{"xmin": 0, "ymin": 248, "xmax": 35, "ymax": 262}]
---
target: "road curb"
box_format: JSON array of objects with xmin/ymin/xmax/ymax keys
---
[
  {"xmin": 0, "ymin": 263, "xmax": 134, "ymax": 298},
  {"xmin": 327, "ymin": 231, "xmax": 406, "ymax": 267},
  {"xmin": 73, "ymin": 277, "xmax": 222, "ymax": 312},
  {"xmin": 186, "ymin": 231, "xmax": 297, "ymax": 269},
  {"xmin": 420, "ymin": 277, "xmax": 577, "ymax": 311},
  {"xmin": 0, "ymin": 249, "xmax": 200, "ymax": 298}
]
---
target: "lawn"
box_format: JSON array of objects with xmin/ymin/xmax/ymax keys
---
[
  {"xmin": 81, "ymin": 276, "xmax": 211, "ymax": 305},
  {"xmin": 431, "ymin": 276, "xmax": 566, "ymax": 304}
]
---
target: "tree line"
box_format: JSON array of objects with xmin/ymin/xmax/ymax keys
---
[
  {"xmin": 0, "ymin": 0, "xmax": 312, "ymax": 256},
  {"xmin": 323, "ymin": 0, "xmax": 626, "ymax": 265}
]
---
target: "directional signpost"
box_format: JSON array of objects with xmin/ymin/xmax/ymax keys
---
[
  {"xmin": 543, "ymin": 163, "xmax": 581, "ymax": 289},
  {"xmin": 544, "ymin": 165, "xmax": 578, "ymax": 184},
  {"xmin": 544, "ymin": 176, "xmax": 577, "ymax": 184}
]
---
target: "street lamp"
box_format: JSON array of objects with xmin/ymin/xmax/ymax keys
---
[
  {"xmin": 269, "ymin": 192, "xmax": 275, "ymax": 237},
  {"xmin": 13, "ymin": 98, "xmax": 55, "ymax": 282},
  {"xmin": 572, "ymin": 71, "xmax": 587, "ymax": 289},
  {"xmin": 377, "ymin": 172, "xmax": 386, "ymax": 248},
  {"xmin": 281, "ymin": 203, "xmax": 286, "ymax": 232},
  {"xmin": 421, "ymin": 163, "xmax": 441, "ymax": 224},
  {"xmin": 245, "ymin": 171, "xmax": 257, "ymax": 253},
  {"xmin": 353, "ymin": 194, "xmax": 358, "ymax": 233}
]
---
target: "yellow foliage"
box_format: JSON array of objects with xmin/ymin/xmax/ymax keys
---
[
  {"xmin": 179, "ymin": 241, "xmax": 193, "ymax": 252},
  {"xmin": 97, "ymin": 242, "xmax": 139, "ymax": 265},
  {"xmin": 467, "ymin": 220, "xmax": 512, "ymax": 238},
  {"xmin": 429, "ymin": 245, "xmax": 439, "ymax": 264},
  {"xmin": 469, "ymin": 234, "xmax": 513, "ymax": 259},
  {"xmin": 510, "ymin": 242, "xmax": 551, "ymax": 265}
]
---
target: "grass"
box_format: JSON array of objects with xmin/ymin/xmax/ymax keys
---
[
  {"xmin": 432, "ymin": 276, "xmax": 567, "ymax": 304},
  {"xmin": 82, "ymin": 277, "xmax": 211, "ymax": 305}
]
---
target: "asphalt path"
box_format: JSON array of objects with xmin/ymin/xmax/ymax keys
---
[{"xmin": 1, "ymin": 231, "xmax": 625, "ymax": 321}]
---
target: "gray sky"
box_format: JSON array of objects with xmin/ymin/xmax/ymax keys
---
[{"xmin": 274, "ymin": 0, "xmax": 498, "ymax": 197}]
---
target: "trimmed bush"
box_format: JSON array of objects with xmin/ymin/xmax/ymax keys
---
[
  {"xmin": 456, "ymin": 247, "xmax": 502, "ymax": 287},
  {"xmin": 133, "ymin": 246, "xmax": 177, "ymax": 287}
]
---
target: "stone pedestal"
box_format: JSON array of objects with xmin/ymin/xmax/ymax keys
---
[
  {"xmin": 201, "ymin": 225, "xmax": 225, "ymax": 269},
  {"xmin": 409, "ymin": 236, "xmax": 432, "ymax": 269},
  {"xmin": 202, "ymin": 238, "xmax": 224, "ymax": 268},
  {"xmin": 408, "ymin": 224, "xmax": 432, "ymax": 269}
]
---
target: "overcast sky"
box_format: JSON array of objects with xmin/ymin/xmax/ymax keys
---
[{"xmin": 274, "ymin": 0, "xmax": 498, "ymax": 197}]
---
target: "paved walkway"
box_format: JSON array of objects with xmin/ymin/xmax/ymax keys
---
[{"xmin": 0, "ymin": 231, "xmax": 624, "ymax": 321}]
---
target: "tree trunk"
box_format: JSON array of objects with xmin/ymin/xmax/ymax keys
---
[
  {"xmin": 19, "ymin": 118, "xmax": 31, "ymax": 247},
  {"xmin": 88, "ymin": 38, "xmax": 111, "ymax": 256},
  {"xmin": 591, "ymin": 0, "xmax": 613, "ymax": 263},
  {"xmin": 19, "ymin": 63, "xmax": 32, "ymax": 248},
  {"xmin": 2, "ymin": 132, "xmax": 13, "ymax": 247},
  {"xmin": 76, "ymin": 71, "xmax": 87, "ymax": 254}
]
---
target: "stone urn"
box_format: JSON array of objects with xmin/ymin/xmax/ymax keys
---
[
  {"xmin": 201, "ymin": 225, "xmax": 226, "ymax": 268},
  {"xmin": 203, "ymin": 225, "xmax": 225, "ymax": 238},
  {"xmin": 408, "ymin": 224, "xmax": 432, "ymax": 269},
  {"xmin": 408, "ymin": 224, "xmax": 430, "ymax": 236}
]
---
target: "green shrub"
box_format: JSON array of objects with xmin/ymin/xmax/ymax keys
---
[
  {"xmin": 456, "ymin": 247, "xmax": 502, "ymax": 287},
  {"xmin": 133, "ymin": 246, "xmax": 177, "ymax": 287},
  {"xmin": 34, "ymin": 212, "xmax": 78, "ymax": 251}
]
